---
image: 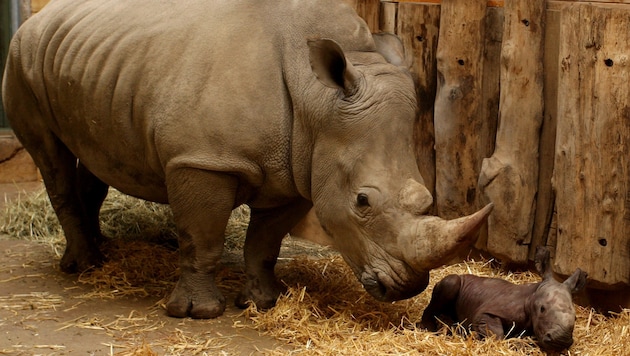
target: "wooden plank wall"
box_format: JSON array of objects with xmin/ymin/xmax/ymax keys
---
[{"xmin": 351, "ymin": 0, "xmax": 630, "ymax": 298}]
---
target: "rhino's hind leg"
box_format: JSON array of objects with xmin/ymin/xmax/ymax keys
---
[
  {"xmin": 165, "ymin": 168, "xmax": 236, "ymax": 319},
  {"xmin": 418, "ymin": 274, "xmax": 462, "ymax": 331},
  {"xmin": 76, "ymin": 162, "xmax": 110, "ymax": 246},
  {"xmin": 24, "ymin": 136, "xmax": 105, "ymax": 272},
  {"xmin": 235, "ymin": 199, "xmax": 312, "ymax": 310},
  {"xmin": 4, "ymin": 61, "xmax": 105, "ymax": 273}
]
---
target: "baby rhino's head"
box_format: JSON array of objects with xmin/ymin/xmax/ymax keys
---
[{"xmin": 528, "ymin": 247, "xmax": 587, "ymax": 351}]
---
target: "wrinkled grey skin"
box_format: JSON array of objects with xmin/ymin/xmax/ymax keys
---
[
  {"xmin": 3, "ymin": 0, "xmax": 493, "ymax": 319},
  {"xmin": 419, "ymin": 247, "xmax": 587, "ymax": 351}
]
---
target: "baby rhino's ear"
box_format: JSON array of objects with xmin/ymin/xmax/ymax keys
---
[
  {"xmin": 564, "ymin": 269, "xmax": 588, "ymax": 294},
  {"xmin": 534, "ymin": 246, "xmax": 553, "ymax": 280}
]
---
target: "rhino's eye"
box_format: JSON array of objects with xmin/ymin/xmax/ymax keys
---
[
  {"xmin": 357, "ymin": 193, "xmax": 370, "ymax": 207},
  {"xmin": 540, "ymin": 306, "xmax": 546, "ymax": 313}
]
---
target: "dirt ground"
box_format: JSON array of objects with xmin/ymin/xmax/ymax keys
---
[{"xmin": 0, "ymin": 182, "xmax": 313, "ymax": 355}]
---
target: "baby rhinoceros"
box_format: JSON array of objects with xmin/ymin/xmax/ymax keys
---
[{"xmin": 418, "ymin": 247, "xmax": 587, "ymax": 351}]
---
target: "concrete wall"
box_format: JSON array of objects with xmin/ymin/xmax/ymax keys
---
[{"xmin": 0, "ymin": 132, "xmax": 38, "ymax": 183}]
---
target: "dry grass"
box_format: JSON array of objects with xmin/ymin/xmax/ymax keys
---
[
  {"xmin": 250, "ymin": 257, "xmax": 630, "ymax": 355},
  {"xmin": 1, "ymin": 188, "xmax": 629, "ymax": 355}
]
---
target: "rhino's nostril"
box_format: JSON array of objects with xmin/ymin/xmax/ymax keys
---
[
  {"xmin": 541, "ymin": 332, "xmax": 574, "ymax": 351},
  {"xmin": 360, "ymin": 272, "xmax": 378, "ymax": 287}
]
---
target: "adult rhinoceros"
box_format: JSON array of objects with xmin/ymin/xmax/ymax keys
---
[{"xmin": 2, "ymin": 0, "xmax": 493, "ymax": 319}]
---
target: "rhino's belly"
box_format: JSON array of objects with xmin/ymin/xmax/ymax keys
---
[
  {"xmin": 67, "ymin": 136, "xmax": 169, "ymax": 204},
  {"xmin": 83, "ymin": 162, "xmax": 168, "ymax": 204}
]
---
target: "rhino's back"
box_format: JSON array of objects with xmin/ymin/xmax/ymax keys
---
[
  {"xmin": 7, "ymin": 0, "xmax": 373, "ymax": 204},
  {"xmin": 456, "ymin": 275, "xmax": 537, "ymax": 331}
]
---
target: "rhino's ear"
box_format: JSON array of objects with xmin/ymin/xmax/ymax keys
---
[
  {"xmin": 534, "ymin": 246, "xmax": 554, "ymax": 280},
  {"xmin": 307, "ymin": 38, "xmax": 361, "ymax": 96},
  {"xmin": 564, "ymin": 268, "xmax": 588, "ymax": 294},
  {"xmin": 372, "ymin": 32, "xmax": 407, "ymax": 67}
]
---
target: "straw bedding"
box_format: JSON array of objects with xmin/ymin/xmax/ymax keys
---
[{"xmin": 1, "ymin": 188, "xmax": 628, "ymax": 355}]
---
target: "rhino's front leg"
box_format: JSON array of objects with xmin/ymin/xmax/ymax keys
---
[
  {"xmin": 165, "ymin": 168, "xmax": 237, "ymax": 319},
  {"xmin": 235, "ymin": 199, "xmax": 312, "ymax": 309},
  {"xmin": 472, "ymin": 313, "xmax": 505, "ymax": 340}
]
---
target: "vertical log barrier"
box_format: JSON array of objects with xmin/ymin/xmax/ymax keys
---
[
  {"xmin": 473, "ymin": 5, "xmax": 503, "ymax": 251},
  {"xmin": 380, "ymin": 1, "xmax": 397, "ymax": 33},
  {"xmin": 347, "ymin": 0, "xmax": 381, "ymax": 32},
  {"xmin": 478, "ymin": 0, "xmax": 545, "ymax": 263},
  {"xmin": 433, "ymin": 0, "xmax": 487, "ymax": 219},
  {"xmin": 396, "ymin": 2, "xmax": 440, "ymax": 197},
  {"xmin": 530, "ymin": 7, "xmax": 561, "ymax": 260},
  {"xmin": 554, "ymin": 4, "xmax": 630, "ymax": 290}
]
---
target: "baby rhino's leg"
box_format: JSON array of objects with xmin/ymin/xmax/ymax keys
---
[
  {"xmin": 418, "ymin": 274, "xmax": 462, "ymax": 331},
  {"xmin": 472, "ymin": 313, "xmax": 505, "ymax": 339}
]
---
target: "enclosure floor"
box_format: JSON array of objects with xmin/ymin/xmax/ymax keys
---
[{"xmin": 0, "ymin": 181, "xmax": 288, "ymax": 355}]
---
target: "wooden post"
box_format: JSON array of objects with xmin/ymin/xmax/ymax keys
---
[
  {"xmin": 472, "ymin": 6, "xmax": 503, "ymax": 251},
  {"xmin": 433, "ymin": 0, "xmax": 487, "ymax": 219},
  {"xmin": 347, "ymin": 0, "xmax": 381, "ymax": 33},
  {"xmin": 529, "ymin": 7, "xmax": 561, "ymax": 260},
  {"xmin": 31, "ymin": 0, "xmax": 49, "ymax": 13},
  {"xmin": 554, "ymin": 3, "xmax": 630, "ymax": 288},
  {"xmin": 478, "ymin": 0, "xmax": 545, "ymax": 263},
  {"xmin": 380, "ymin": 1, "xmax": 398, "ymax": 34},
  {"xmin": 396, "ymin": 2, "xmax": 440, "ymax": 197}
]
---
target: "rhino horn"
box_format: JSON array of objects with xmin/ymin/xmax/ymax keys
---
[{"xmin": 403, "ymin": 203, "xmax": 494, "ymax": 270}]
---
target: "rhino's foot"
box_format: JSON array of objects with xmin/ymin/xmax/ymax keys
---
[
  {"xmin": 166, "ymin": 280, "xmax": 226, "ymax": 319},
  {"xmin": 417, "ymin": 314, "xmax": 457, "ymax": 333},
  {"xmin": 59, "ymin": 247, "xmax": 104, "ymax": 273},
  {"xmin": 416, "ymin": 318, "xmax": 438, "ymax": 332},
  {"xmin": 235, "ymin": 278, "xmax": 286, "ymax": 310}
]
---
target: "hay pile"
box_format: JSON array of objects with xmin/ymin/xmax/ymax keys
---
[
  {"xmin": 256, "ymin": 258, "xmax": 630, "ymax": 355},
  {"xmin": 1, "ymin": 188, "xmax": 629, "ymax": 355}
]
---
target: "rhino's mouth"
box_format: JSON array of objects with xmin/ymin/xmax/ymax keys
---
[
  {"xmin": 539, "ymin": 330, "xmax": 574, "ymax": 351},
  {"xmin": 359, "ymin": 266, "xmax": 429, "ymax": 302}
]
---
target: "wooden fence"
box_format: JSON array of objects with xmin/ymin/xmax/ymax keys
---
[{"xmin": 349, "ymin": 0, "xmax": 630, "ymax": 302}]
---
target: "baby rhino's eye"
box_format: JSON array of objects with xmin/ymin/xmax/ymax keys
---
[
  {"xmin": 357, "ymin": 193, "xmax": 370, "ymax": 207},
  {"xmin": 540, "ymin": 305, "xmax": 546, "ymax": 313}
]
